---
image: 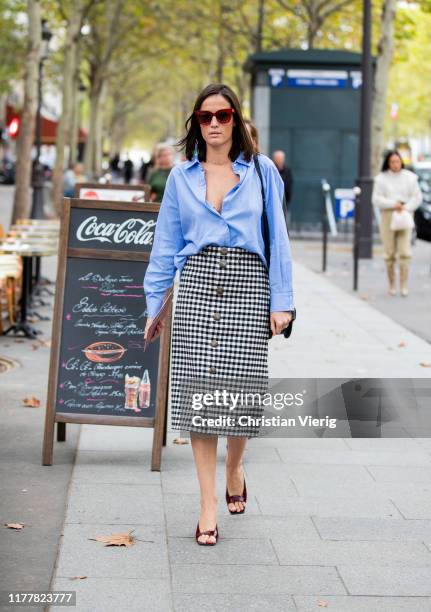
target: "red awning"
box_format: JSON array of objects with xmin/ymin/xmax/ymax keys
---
[{"xmin": 5, "ymin": 104, "xmax": 87, "ymax": 144}]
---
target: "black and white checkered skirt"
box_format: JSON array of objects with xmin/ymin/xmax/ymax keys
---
[{"xmin": 170, "ymin": 245, "xmax": 270, "ymax": 438}]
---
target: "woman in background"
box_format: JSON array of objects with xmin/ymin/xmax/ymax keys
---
[{"xmin": 372, "ymin": 150, "xmax": 422, "ymax": 297}]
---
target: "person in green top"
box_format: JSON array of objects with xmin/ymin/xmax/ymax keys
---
[{"xmin": 149, "ymin": 143, "xmax": 175, "ymax": 202}]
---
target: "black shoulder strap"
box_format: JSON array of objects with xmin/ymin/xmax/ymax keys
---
[
  {"xmin": 253, "ymin": 154, "xmax": 270, "ymax": 269},
  {"xmin": 253, "ymin": 153, "xmax": 265, "ymax": 209}
]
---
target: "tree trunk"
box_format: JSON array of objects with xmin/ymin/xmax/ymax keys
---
[
  {"xmin": 216, "ymin": 0, "xmax": 225, "ymax": 82},
  {"xmin": 371, "ymin": 0, "xmax": 397, "ymax": 177},
  {"xmin": 51, "ymin": 8, "xmax": 82, "ymax": 214},
  {"xmin": 307, "ymin": 14, "xmax": 322, "ymax": 49},
  {"xmin": 93, "ymin": 80, "xmax": 106, "ymax": 177},
  {"xmin": 69, "ymin": 42, "xmax": 81, "ymax": 167},
  {"xmin": 109, "ymin": 114, "xmax": 125, "ymax": 158},
  {"xmin": 11, "ymin": 0, "xmax": 41, "ymax": 225},
  {"xmin": 83, "ymin": 72, "xmax": 103, "ymax": 179},
  {"xmin": 255, "ymin": 0, "xmax": 265, "ymax": 52}
]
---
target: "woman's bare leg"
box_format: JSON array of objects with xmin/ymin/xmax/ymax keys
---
[
  {"xmin": 226, "ymin": 436, "xmax": 247, "ymax": 512},
  {"xmin": 190, "ymin": 432, "xmax": 218, "ymax": 543}
]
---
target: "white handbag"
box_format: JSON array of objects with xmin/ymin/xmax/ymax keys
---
[{"xmin": 390, "ymin": 209, "xmax": 414, "ymax": 231}]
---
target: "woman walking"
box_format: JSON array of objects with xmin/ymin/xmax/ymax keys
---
[
  {"xmin": 372, "ymin": 150, "xmax": 422, "ymax": 296},
  {"xmin": 143, "ymin": 83, "xmax": 294, "ymax": 545}
]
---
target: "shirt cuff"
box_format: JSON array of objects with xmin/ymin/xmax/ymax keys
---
[
  {"xmin": 145, "ymin": 294, "xmax": 164, "ymax": 319},
  {"xmin": 270, "ymin": 292, "xmax": 295, "ymax": 313}
]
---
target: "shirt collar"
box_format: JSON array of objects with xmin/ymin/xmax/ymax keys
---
[{"xmin": 183, "ymin": 150, "xmax": 252, "ymax": 169}]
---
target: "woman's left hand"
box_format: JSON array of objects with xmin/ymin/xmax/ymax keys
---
[{"xmin": 270, "ymin": 311, "xmax": 293, "ymax": 336}]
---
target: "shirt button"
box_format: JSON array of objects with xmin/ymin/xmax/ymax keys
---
[
  {"xmin": 219, "ymin": 259, "xmax": 227, "ymax": 268},
  {"xmin": 216, "ymin": 286, "xmax": 224, "ymax": 296},
  {"xmin": 211, "ymin": 339, "xmax": 218, "ymax": 347},
  {"xmin": 220, "ymin": 247, "xmax": 228, "ymax": 255},
  {"xmin": 209, "ymin": 366, "xmax": 217, "ymax": 374},
  {"xmin": 213, "ymin": 312, "xmax": 221, "ymax": 321}
]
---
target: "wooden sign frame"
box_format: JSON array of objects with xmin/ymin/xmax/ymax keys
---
[
  {"xmin": 42, "ymin": 198, "xmax": 172, "ymax": 470},
  {"xmin": 75, "ymin": 182, "xmax": 151, "ymax": 202}
]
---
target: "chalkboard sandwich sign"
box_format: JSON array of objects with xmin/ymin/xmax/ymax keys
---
[{"xmin": 42, "ymin": 198, "xmax": 172, "ymax": 470}]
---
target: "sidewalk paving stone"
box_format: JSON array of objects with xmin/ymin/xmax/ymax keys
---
[
  {"xmin": 293, "ymin": 595, "xmax": 431, "ymax": 611},
  {"xmin": 314, "ymin": 516, "xmax": 431, "ymax": 541}
]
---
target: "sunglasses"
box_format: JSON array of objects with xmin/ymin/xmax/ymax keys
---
[{"xmin": 194, "ymin": 108, "xmax": 235, "ymax": 125}]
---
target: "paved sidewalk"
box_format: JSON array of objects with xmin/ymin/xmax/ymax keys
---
[
  {"xmin": 292, "ymin": 238, "xmax": 431, "ymax": 344},
  {"xmin": 0, "ymin": 250, "xmax": 80, "ymax": 605},
  {"xmin": 47, "ymin": 260, "xmax": 431, "ymax": 611}
]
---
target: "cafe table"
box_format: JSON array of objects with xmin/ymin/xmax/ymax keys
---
[{"xmin": 0, "ymin": 242, "xmax": 57, "ymax": 339}]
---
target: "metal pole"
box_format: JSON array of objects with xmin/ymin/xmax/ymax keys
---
[
  {"xmin": 30, "ymin": 58, "xmax": 45, "ymax": 219},
  {"xmin": 321, "ymin": 180, "xmax": 330, "ymax": 272},
  {"xmin": 353, "ymin": 186, "xmax": 362, "ymax": 290},
  {"xmin": 355, "ymin": 0, "xmax": 373, "ymax": 266}
]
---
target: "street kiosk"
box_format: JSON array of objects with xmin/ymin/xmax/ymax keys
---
[{"xmin": 245, "ymin": 49, "xmax": 364, "ymax": 230}]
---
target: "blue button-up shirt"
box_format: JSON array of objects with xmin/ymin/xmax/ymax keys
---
[{"xmin": 143, "ymin": 151, "xmax": 294, "ymax": 318}]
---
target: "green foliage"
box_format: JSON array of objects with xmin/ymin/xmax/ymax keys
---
[
  {"xmin": 388, "ymin": 4, "xmax": 431, "ymax": 138},
  {"xmin": 6, "ymin": 0, "xmax": 430, "ymax": 150},
  {"xmin": 0, "ymin": 0, "xmax": 27, "ymax": 94}
]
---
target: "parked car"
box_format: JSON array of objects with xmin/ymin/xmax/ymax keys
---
[{"xmin": 413, "ymin": 162, "xmax": 431, "ymax": 242}]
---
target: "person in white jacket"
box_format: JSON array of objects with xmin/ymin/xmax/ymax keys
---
[{"xmin": 372, "ymin": 150, "xmax": 422, "ymax": 296}]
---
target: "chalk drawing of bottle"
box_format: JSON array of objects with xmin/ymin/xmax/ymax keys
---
[{"xmin": 139, "ymin": 369, "xmax": 151, "ymax": 409}]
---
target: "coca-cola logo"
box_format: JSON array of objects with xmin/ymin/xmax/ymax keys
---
[{"xmin": 76, "ymin": 215, "xmax": 156, "ymax": 245}]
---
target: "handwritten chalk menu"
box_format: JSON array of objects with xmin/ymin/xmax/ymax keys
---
[
  {"xmin": 43, "ymin": 199, "xmax": 171, "ymax": 470},
  {"xmin": 75, "ymin": 182, "xmax": 150, "ymax": 203},
  {"xmin": 58, "ymin": 258, "xmax": 155, "ymax": 417}
]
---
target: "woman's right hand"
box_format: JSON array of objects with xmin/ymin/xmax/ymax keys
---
[
  {"xmin": 144, "ymin": 317, "xmax": 165, "ymax": 342},
  {"xmin": 394, "ymin": 201, "xmax": 404, "ymax": 211}
]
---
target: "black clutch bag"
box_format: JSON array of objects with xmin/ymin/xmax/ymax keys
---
[{"xmin": 253, "ymin": 154, "xmax": 296, "ymax": 340}]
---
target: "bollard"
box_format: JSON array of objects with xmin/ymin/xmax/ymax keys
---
[
  {"xmin": 321, "ymin": 180, "xmax": 331, "ymax": 272},
  {"xmin": 353, "ymin": 186, "xmax": 362, "ymax": 291}
]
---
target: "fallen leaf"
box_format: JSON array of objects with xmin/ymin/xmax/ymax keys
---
[
  {"xmin": 398, "ymin": 341, "xmax": 406, "ymax": 348},
  {"xmin": 32, "ymin": 339, "xmax": 51, "ymax": 349},
  {"xmin": 22, "ymin": 397, "xmax": 41, "ymax": 408},
  {"xmin": 4, "ymin": 523, "xmax": 25, "ymax": 529},
  {"xmin": 70, "ymin": 576, "xmax": 87, "ymax": 580},
  {"xmin": 173, "ymin": 438, "xmax": 189, "ymax": 445},
  {"xmin": 89, "ymin": 530, "xmax": 135, "ymax": 547},
  {"xmin": 359, "ymin": 294, "xmax": 370, "ymax": 301},
  {"xmin": 420, "ymin": 362, "xmax": 431, "ymax": 368},
  {"xmin": 317, "ymin": 602, "xmax": 328, "ymax": 608}
]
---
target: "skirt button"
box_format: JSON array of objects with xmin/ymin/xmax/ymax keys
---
[
  {"xmin": 220, "ymin": 247, "xmax": 228, "ymax": 254},
  {"xmin": 219, "ymin": 259, "xmax": 227, "ymax": 268},
  {"xmin": 216, "ymin": 286, "xmax": 224, "ymax": 296},
  {"xmin": 211, "ymin": 339, "xmax": 218, "ymax": 347},
  {"xmin": 209, "ymin": 366, "xmax": 217, "ymax": 374},
  {"xmin": 213, "ymin": 312, "xmax": 221, "ymax": 321}
]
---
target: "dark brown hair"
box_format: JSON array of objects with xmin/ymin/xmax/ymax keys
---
[
  {"xmin": 381, "ymin": 149, "xmax": 405, "ymax": 172},
  {"xmin": 244, "ymin": 118, "xmax": 259, "ymax": 153},
  {"xmin": 176, "ymin": 83, "xmax": 254, "ymax": 162}
]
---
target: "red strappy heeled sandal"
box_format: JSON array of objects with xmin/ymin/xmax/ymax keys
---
[
  {"xmin": 226, "ymin": 476, "xmax": 247, "ymax": 515},
  {"xmin": 195, "ymin": 522, "xmax": 219, "ymax": 546}
]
